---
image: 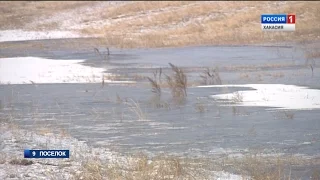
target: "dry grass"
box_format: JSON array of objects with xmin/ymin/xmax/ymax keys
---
[
  {"xmin": 101, "ymin": 1, "xmax": 193, "ymax": 19},
  {"xmin": 148, "ymin": 95, "xmax": 171, "ymax": 110},
  {"xmin": 148, "ymin": 77, "xmax": 162, "ymax": 96},
  {"xmin": 232, "ymin": 106, "xmax": 239, "ymax": 116},
  {"xmin": 233, "ymin": 156, "xmax": 288, "ymax": 180},
  {"xmin": 126, "ymin": 99, "xmax": 147, "ymax": 120},
  {"xmin": 312, "ymin": 168, "xmax": 320, "ymax": 180},
  {"xmin": 166, "ymin": 63, "xmax": 188, "ymax": 104},
  {"xmin": 199, "ymin": 67, "xmax": 222, "ymax": 85},
  {"xmin": 232, "ymin": 92, "xmax": 244, "ymax": 103},
  {"xmin": 74, "ymin": 158, "xmax": 104, "ymax": 180},
  {"xmin": 272, "ymin": 72, "xmax": 285, "ymax": 78},
  {"xmin": 9, "ymin": 158, "xmax": 33, "ymax": 166},
  {"xmin": 303, "ymin": 43, "xmax": 320, "ymax": 76},
  {"xmin": 147, "ymin": 68, "xmax": 162, "ymax": 97},
  {"xmin": 226, "ymin": 62, "xmax": 295, "ymax": 72},
  {"xmin": 195, "ymin": 99, "xmax": 207, "ymax": 113},
  {"xmin": 306, "ymin": 50, "xmax": 320, "ymax": 61},
  {"xmin": 0, "ymin": 1, "xmax": 93, "ymax": 30},
  {"xmin": 0, "ymin": 153, "xmax": 6, "ymax": 164},
  {"xmin": 82, "ymin": 1, "xmax": 320, "ymax": 48},
  {"xmin": 94, "ymin": 47, "xmax": 110, "ymax": 61},
  {"xmin": 284, "ymin": 111, "xmax": 295, "ymax": 120},
  {"xmin": 2, "ymin": 119, "xmax": 319, "ymax": 180},
  {"xmin": 1, "ymin": 1, "xmax": 319, "ymax": 48},
  {"xmin": 74, "ymin": 153, "xmax": 209, "ymax": 180},
  {"xmin": 220, "ymin": 153, "xmax": 318, "ymax": 180},
  {"xmin": 273, "ymin": 111, "xmax": 296, "ymax": 120},
  {"xmin": 147, "ymin": 65, "xmax": 187, "ymax": 106},
  {"xmin": 72, "ymin": 151, "xmax": 320, "ymax": 180}
]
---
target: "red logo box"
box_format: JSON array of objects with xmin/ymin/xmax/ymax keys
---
[{"xmin": 287, "ymin": 14, "xmax": 295, "ymax": 24}]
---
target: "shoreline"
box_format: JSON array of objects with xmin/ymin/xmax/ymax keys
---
[
  {"xmin": 0, "ymin": 121, "xmax": 247, "ymax": 180},
  {"xmin": 0, "ymin": 29, "xmax": 319, "ymax": 50}
]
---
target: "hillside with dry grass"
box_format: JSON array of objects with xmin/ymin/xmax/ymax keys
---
[{"xmin": 1, "ymin": 1, "xmax": 319, "ymax": 48}]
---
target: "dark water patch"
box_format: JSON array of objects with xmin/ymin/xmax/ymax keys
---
[{"xmin": 0, "ymin": 38, "xmax": 307, "ymax": 68}]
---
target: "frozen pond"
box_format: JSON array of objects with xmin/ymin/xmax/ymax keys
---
[{"xmin": 1, "ymin": 38, "xmax": 319, "ymax": 159}]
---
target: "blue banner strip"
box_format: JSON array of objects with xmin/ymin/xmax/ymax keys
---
[
  {"xmin": 261, "ymin": 14, "xmax": 287, "ymax": 24},
  {"xmin": 24, "ymin": 150, "xmax": 70, "ymax": 158}
]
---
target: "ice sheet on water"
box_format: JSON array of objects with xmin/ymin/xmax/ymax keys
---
[
  {"xmin": 199, "ymin": 84, "xmax": 320, "ymax": 110},
  {"xmin": 0, "ymin": 57, "xmax": 135, "ymax": 84}
]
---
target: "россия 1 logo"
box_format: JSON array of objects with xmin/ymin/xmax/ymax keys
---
[{"xmin": 261, "ymin": 14, "xmax": 295, "ymax": 31}]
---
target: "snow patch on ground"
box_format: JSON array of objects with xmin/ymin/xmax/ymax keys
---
[
  {"xmin": 27, "ymin": 2, "xmax": 128, "ymax": 31},
  {"xmin": 0, "ymin": 123, "xmax": 116, "ymax": 180},
  {"xmin": 213, "ymin": 171, "xmax": 246, "ymax": 180},
  {"xmin": 0, "ymin": 57, "xmax": 135, "ymax": 84},
  {"xmin": 198, "ymin": 84, "xmax": 320, "ymax": 110},
  {"xmin": 0, "ymin": 30, "xmax": 85, "ymax": 42},
  {"xmin": 0, "ymin": 123, "xmax": 245, "ymax": 180}
]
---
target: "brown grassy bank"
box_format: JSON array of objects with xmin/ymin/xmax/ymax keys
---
[
  {"xmin": 82, "ymin": 1, "xmax": 320, "ymax": 48},
  {"xmin": 1, "ymin": 1, "xmax": 319, "ymax": 48}
]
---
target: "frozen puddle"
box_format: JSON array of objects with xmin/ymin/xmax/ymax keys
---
[
  {"xmin": 0, "ymin": 57, "xmax": 135, "ymax": 84},
  {"xmin": 198, "ymin": 84, "xmax": 320, "ymax": 110}
]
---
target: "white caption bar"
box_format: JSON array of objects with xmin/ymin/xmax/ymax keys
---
[{"xmin": 261, "ymin": 24, "xmax": 295, "ymax": 31}]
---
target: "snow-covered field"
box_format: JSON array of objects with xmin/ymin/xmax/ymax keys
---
[
  {"xmin": 0, "ymin": 123, "xmax": 244, "ymax": 180},
  {"xmin": 0, "ymin": 123, "xmax": 115, "ymax": 179},
  {"xmin": 199, "ymin": 84, "xmax": 320, "ymax": 110},
  {"xmin": 0, "ymin": 57, "xmax": 135, "ymax": 84},
  {"xmin": 0, "ymin": 30, "xmax": 84, "ymax": 42}
]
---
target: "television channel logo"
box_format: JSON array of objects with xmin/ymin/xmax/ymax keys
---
[
  {"xmin": 261, "ymin": 14, "xmax": 295, "ymax": 31},
  {"xmin": 24, "ymin": 149, "xmax": 70, "ymax": 158}
]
